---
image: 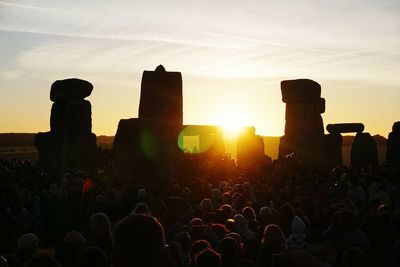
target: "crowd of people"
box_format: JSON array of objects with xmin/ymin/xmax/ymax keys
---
[{"xmin": 0, "ymin": 155, "xmax": 399, "ymax": 267}]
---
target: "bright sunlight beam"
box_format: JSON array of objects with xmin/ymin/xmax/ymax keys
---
[{"xmin": 215, "ymin": 108, "xmax": 248, "ymax": 135}]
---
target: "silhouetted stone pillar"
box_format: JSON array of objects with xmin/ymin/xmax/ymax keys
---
[
  {"xmin": 113, "ymin": 66, "xmax": 183, "ymax": 186},
  {"xmin": 35, "ymin": 78, "xmax": 97, "ymax": 170},
  {"xmin": 351, "ymin": 132, "xmax": 378, "ymax": 169},
  {"xmin": 324, "ymin": 123, "xmax": 365, "ymax": 168},
  {"xmin": 139, "ymin": 65, "xmax": 183, "ymax": 126},
  {"xmin": 237, "ymin": 127, "xmax": 265, "ymax": 172},
  {"xmin": 386, "ymin": 121, "xmax": 400, "ymax": 170},
  {"xmin": 279, "ymin": 79, "xmax": 325, "ymax": 167},
  {"xmin": 323, "ymin": 133, "xmax": 343, "ymax": 168},
  {"xmin": 113, "ymin": 118, "xmax": 179, "ymax": 186}
]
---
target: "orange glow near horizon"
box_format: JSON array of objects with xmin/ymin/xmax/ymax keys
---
[{"xmin": 214, "ymin": 108, "xmax": 248, "ymax": 135}]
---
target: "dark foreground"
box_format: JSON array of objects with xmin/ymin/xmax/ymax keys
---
[{"xmin": 0, "ymin": 157, "xmax": 399, "ymax": 267}]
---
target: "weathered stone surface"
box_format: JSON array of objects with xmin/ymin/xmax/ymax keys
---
[
  {"xmin": 64, "ymin": 100, "xmax": 92, "ymax": 135},
  {"xmin": 50, "ymin": 78, "xmax": 93, "ymax": 102},
  {"xmin": 66, "ymin": 133, "xmax": 97, "ymax": 170},
  {"xmin": 50, "ymin": 100, "xmax": 91, "ymax": 134},
  {"xmin": 279, "ymin": 79, "xmax": 327, "ymax": 168},
  {"xmin": 112, "ymin": 118, "xmax": 180, "ymax": 186},
  {"xmin": 50, "ymin": 102, "xmax": 65, "ymax": 134},
  {"xmin": 351, "ymin": 132, "xmax": 378, "ymax": 168},
  {"xmin": 139, "ymin": 65, "xmax": 183, "ymax": 125},
  {"xmin": 326, "ymin": 123, "xmax": 364, "ymax": 134},
  {"xmin": 36, "ymin": 79, "xmax": 96, "ymax": 171},
  {"xmin": 323, "ymin": 133, "xmax": 343, "ymax": 168},
  {"xmin": 281, "ymin": 79, "xmax": 321, "ymax": 103}
]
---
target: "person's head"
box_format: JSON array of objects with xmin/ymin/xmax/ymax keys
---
[
  {"xmin": 342, "ymin": 247, "xmax": 367, "ymax": 267},
  {"xmin": 218, "ymin": 237, "xmax": 238, "ymax": 256},
  {"xmin": 113, "ymin": 214, "xmax": 165, "ymax": 267},
  {"xmin": 233, "ymin": 214, "xmax": 250, "ymax": 232},
  {"xmin": 225, "ymin": 232, "xmax": 241, "ymax": 247},
  {"xmin": 90, "ymin": 213, "xmax": 111, "ymax": 237},
  {"xmin": 210, "ymin": 188, "xmax": 222, "ymax": 204},
  {"xmin": 26, "ymin": 251, "xmax": 62, "ymax": 267},
  {"xmin": 190, "ymin": 240, "xmax": 211, "ymax": 261},
  {"xmin": 291, "ymin": 216, "xmax": 305, "ymax": 236},
  {"xmin": 63, "ymin": 230, "xmax": 87, "ymax": 247},
  {"xmin": 259, "ymin": 206, "xmax": 276, "ymax": 225},
  {"xmin": 189, "ymin": 217, "xmax": 206, "ymax": 239},
  {"xmin": 77, "ymin": 247, "xmax": 108, "ymax": 267},
  {"xmin": 137, "ymin": 188, "xmax": 146, "ymax": 199},
  {"xmin": 221, "ymin": 193, "xmax": 232, "ymax": 205},
  {"xmin": 131, "ymin": 202, "xmax": 151, "ymax": 215},
  {"xmin": 200, "ymin": 198, "xmax": 214, "ymax": 213},
  {"xmin": 55, "ymin": 230, "xmax": 87, "ymax": 267},
  {"xmin": 195, "ymin": 248, "xmax": 221, "ymax": 267},
  {"xmin": 242, "ymin": 207, "xmax": 256, "ymax": 221},
  {"xmin": 232, "ymin": 193, "xmax": 245, "ymax": 211},
  {"xmin": 17, "ymin": 233, "xmax": 39, "ymax": 254},
  {"xmin": 210, "ymin": 224, "xmax": 228, "ymax": 240},
  {"xmin": 262, "ymin": 224, "xmax": 286, "ymax": 252}
]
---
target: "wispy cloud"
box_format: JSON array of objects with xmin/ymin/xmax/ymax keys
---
[
  {"xmin": 0, "ymin": 0, "xmax": 54, "ymax": 11},
  {"xmin": 1, "ymin": 0, "xmax": 400, "ymax": 135}
]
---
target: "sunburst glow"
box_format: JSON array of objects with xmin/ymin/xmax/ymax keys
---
[{"xmin": 215, "ymin": 109, "xmax": 248, "ymax": 135}]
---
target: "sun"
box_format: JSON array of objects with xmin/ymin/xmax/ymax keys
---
[{"xmin": 215, "ymin": 109, "xmax": 248, "ymax": 135}]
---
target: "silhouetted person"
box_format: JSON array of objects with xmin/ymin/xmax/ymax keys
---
[
  {"xmin": 341, "ymin": 247, "xmax": 367, "ymax": 267},
  {"xmin": 55, "ymin": 230, "xmax": 86, "ymax": 267},
  {"xmin": 12, "ymin": 233, "xmax": 39, "ymax": 266},
  {"xmin": 218, "ymin": 237, "xmax": 239, "ymax": 267},
  {"xmin": 89, "ymin": 213, "xmax": 113, "ymax": 255},
  {"xmin": 190, "ymin": 240, "xmax": 212, "ymax": 265},
  {"xmin": 194, "ymin": 248, "xmax": 221, "ymax": 267},
  {"xmin": 25, "ymin": 251, "xmax": 62, "ymax": 267},
  {"xmin": 113, "ymin": 214, "xmax": 166, "ymax": 267},
  {"xmin": 77, "ymin": 246, "xmax": 108, "ymax": 267},
  {"xmin": 258, "ymin": 224, "xmax": 286, "ymax": 267}
]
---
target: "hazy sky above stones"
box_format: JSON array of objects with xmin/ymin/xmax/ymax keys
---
[{"xmin": 0, "ymin": 0, "xmax": 399, "ymax": 136}]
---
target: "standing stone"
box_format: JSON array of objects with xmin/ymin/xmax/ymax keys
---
[
  {"xmin": 279, "ymin": 79, "xmax": 325, "ymax": 167},
  {"xmin": 50, "ymin": 78, "xmax": 93, "ymax": 102},
  {"xmin": 323, "ymin": 133, "xmax": 343, "ymax": 168},
  {"xmin": 237, "ymin": 127, "xmax": 265, "ymax": 172},
  {"xmin": 139, "ymin": 65, "xmax": 183, "ymax": 126},
  {"xmin": 35, "ymin": 78, "xmax": 96, "ymax": 171},
  {"xmin": 113, "ymin": 66, "xmax": 183, "ymax": 186},
  {"xmin": 326, "ymin": 123, "xmax": 364, "ymax": 134},
  {"xmin": 386, "ymin": 121, "xmax": 400, "ymax": 170},
  {"xmin": 351, "ymin": 132, "xmax": 378, "ymax": 168},
  {"xmin": 323, "ymin": 123, "xmax": 365, "ymax": 168}
]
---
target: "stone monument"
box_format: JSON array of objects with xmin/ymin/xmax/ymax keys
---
[
  {"xmin": 237, "ymin": 127, "xmax": 265, "ymax": 171},
  {"xmin": 35, "ymin": 78, "xmax": 97, "ymax": 170},
  {"xmin": 279, "ymin": 79, "xmax": 325, "ymax": 167},
  {"xmin": 113, "ymin": 65, "xmax": 183, "ymax": 185},
  {"xmin": 324, "ymin": 123, "xmax": 364, "ymax": 167}
]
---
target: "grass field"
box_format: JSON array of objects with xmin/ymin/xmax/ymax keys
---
[{"xmin": 0, "ymin": 146, "xmax": 38, "ymax": 161}]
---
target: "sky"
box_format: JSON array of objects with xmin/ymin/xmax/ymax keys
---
[{"xmin": 0, "ymin": 0, "xmax": 399, "ymax": 137}]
